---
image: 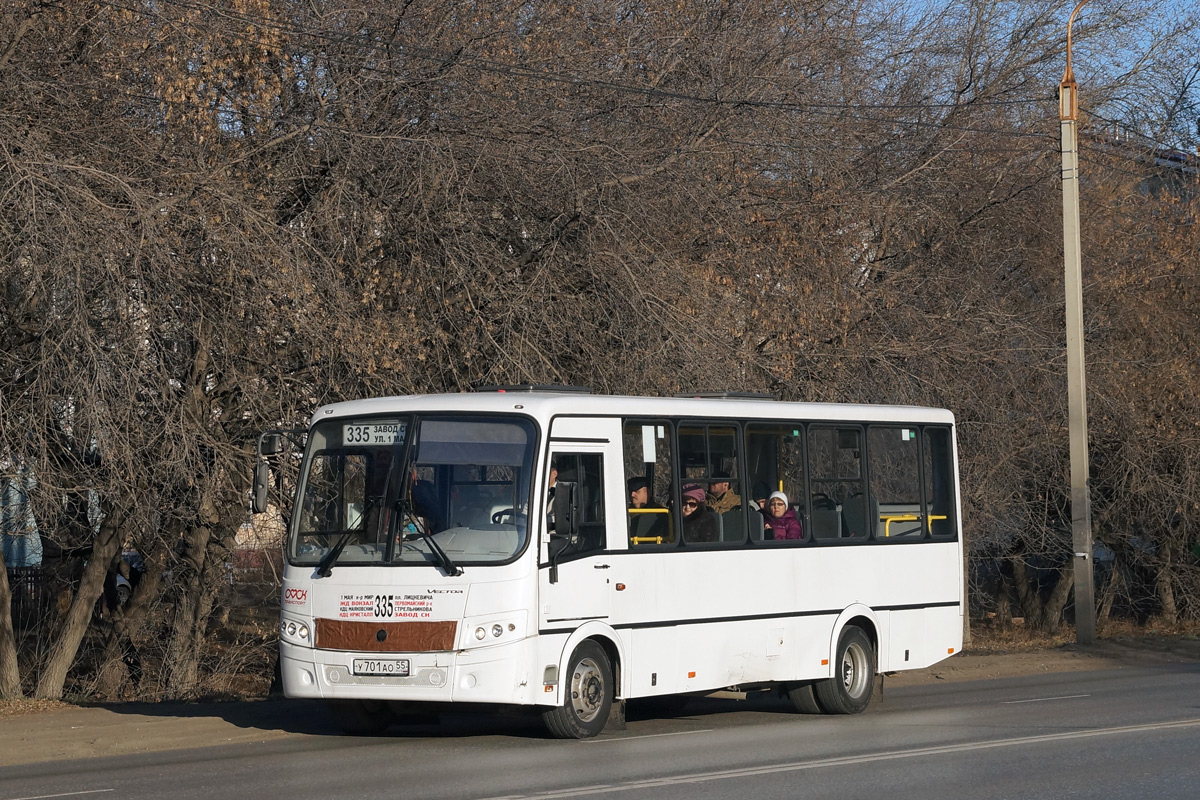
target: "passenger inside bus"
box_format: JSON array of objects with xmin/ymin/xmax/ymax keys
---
[
  {"xmin": 762, "ymin": 491, "xmax": 803, "ymax": 540},
  {"xmin": 681, "ymin": 483, "xmax": 719, "ymax": 543},
  {"xmin": 750, "ymin": 482, "xmax": 769, "ymax": 512},
  {"xmin": 627, "ymin": 476, "xmax": 668, "ymax": 542},
  {"xmin": 705, "ymin": 471, "xmax": 741, "ymax": 514}
]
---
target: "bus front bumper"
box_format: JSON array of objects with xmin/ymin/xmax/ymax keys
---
[{"xmin": 280, "ymin": 637, "xmax": 539, "ymax": 706}]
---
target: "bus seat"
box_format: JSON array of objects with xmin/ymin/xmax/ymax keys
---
[
  {"xmin": 843, "ymin": 491, "xmax": 879, "ymax": 539},
  {"xmin": 810, "ymin": 494, "xmax": 841, "ymax": 540},
  {"xmin": 721, "ymin": 510, "xmax": 745, "ymax": 542},
  {"xmin": 749, "ymin": 510, "xmax": 765, "ymax": 541}
]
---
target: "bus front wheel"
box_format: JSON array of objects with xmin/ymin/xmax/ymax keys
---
[
  {"xmin": 542, "ymin": 641, "xmax": 613, "ymax": 739},
  {"xmin": 813, "ymin": 626, "xmax": 875, "ymax": 715}
]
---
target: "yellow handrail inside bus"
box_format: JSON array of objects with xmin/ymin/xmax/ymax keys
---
[
  {"xmin": 877, "ymin": 513, "xmax": 950, "ymax": 537},
  {"xmin": 628, "ymin": 507, "xmax": 669, "ymax": 545},
  {"xmin": 879, "ymin": 514, "xmax": 918, "ymax": 537}
]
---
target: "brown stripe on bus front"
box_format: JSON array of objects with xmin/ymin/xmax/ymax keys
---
[{"xmin": 315, "ymin": 619, "xmax": 458, "ymax": 652}]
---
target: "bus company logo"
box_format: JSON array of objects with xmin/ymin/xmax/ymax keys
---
[
  {"xmin": 428, "ymin": 589, "xmax": 464, "ymax": 594},
  {"xmin": 283, "ymin": 588, "xmax": 308, "ymax": 604}
]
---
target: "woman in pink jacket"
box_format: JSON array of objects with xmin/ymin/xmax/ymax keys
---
[{"xmin": 763, "ymin": 491, "xmax": 803, "ymax": 540}]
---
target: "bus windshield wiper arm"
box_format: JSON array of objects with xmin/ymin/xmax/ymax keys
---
[
  {"xmin": 315, "ymin": 494, "xmax": 382, "ymax": 577},
  {"xmin": 405, "ymin": 523, "xmax": 463, "ymax": 576},
  {"xmin": 316, "ymin": 530, "xmax": 354, "ymax": 577}
]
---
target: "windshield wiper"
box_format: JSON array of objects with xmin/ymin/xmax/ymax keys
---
[
  {"xmin": 315, "ymin": 494, "xmax": 382, "ymax": 578},
  {"xmin": 315, "ymin": 530, "xmax": 354, "ymax": 578},
  {"xmin": 403, "ymin": 526, "xmax": 463, "ymax": 576}
]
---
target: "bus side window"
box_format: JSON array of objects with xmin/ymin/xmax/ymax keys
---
[
  {"xmin": 808, "ymin": 427, "xmax": 867, "ymax": 541},
  {"xmin": 923, "ymin": 427, "xmax": 957, "ymax": 539},
  {"xmin": 622, "ymin": 421, "xmax": 675, "ymax": 546},
  {"xmin": 868, "ymin": 426, "xmax": 921, "ymax": 540},
  {"xmin": 746, "ymin": 422, "xmax": 807, "ymax": 544}
]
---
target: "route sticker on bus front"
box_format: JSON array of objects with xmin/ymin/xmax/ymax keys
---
[
  {"xmin": 342, "ymin": 422, "xmax": 405, "ymax": 446},
  {"xmin": 338, "ymin": 592, "xmax": 435, "ymax": 619}
]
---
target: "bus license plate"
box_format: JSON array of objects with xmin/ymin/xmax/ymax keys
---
[{"xmin": 352, "ymin": 658, "xmax": 410, "ymax": 677}]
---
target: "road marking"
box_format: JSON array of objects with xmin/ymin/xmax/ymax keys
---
[
  {"xmin": 478, "ymin": 718, "xmax": 1200, "ymax": 799},
  {"xmin": 589, "ymin": 729, "xmax": 713, "ymax": 743},
  {"xmin": 1003, "ymin": 694, "xmax": 1091, "ymax": 704},
  {"xmin": 6, "ymin": 791, "xmax": 115, "ymax": 800}
]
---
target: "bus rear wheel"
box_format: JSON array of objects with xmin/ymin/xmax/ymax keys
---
[
  {"xmin": 813, "ymin": 626, "xmax": 875, "ymax": 715},
  {"xmin": 542, "ymin": 641, "xmax": 613, "ymax": 739},
  {"xmin": 327, "ymin": 699, "xmax": 392, "ymax": 735},
  {"xmin": 785, "ymin": 680, "xmax": 822, "ymax": 714}
]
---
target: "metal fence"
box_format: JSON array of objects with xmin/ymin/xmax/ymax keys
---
[{"xmin": 6, "ymin": 566, "xmax": 50, "ymax": 630}]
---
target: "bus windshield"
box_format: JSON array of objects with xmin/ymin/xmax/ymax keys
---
[{"xmin": 288, "ymin": 415, "xmax": 537, "ymax": 568}]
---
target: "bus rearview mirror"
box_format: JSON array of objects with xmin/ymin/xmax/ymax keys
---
[
  {"xmin": 552, "ymin": 482, "xmax": 578, "ymax": 537},
  {"xmin": 252, "ymin": 461, "xmax": 270, "ymax": 514},
  {"xmin": 259, "ymin": 433, "xmax": 283, "ymax": 456}
]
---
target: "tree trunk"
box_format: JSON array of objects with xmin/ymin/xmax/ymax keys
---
[
  {"xmin": 1097, "ymin": 560, "xmax": 1122, "ymax": 626},
  {"xmin": 1009, "ymin": 556, "xmax": 1072, "ymax": 633},
  {"xmin": 0, "ymin": 547, "xmax": 23, "ymax": 698},
  {"xmin": 165, "ymin": 524, "xmax": 214, "ymax": 696},
  {"xmin": 34, "ymin": 518, "xmax": 122, "ymax": 699},
  {"xmin": 1009, "ymin": 555, "xmax": 1040, "ymax": 622},
  {"xmin": 994, "ymin": 581, "xmax": 1013, "ymax": 627},
  {"xmin": 1041, "ymin": 566, "xmax": 1073, "ymax": 634},
  {"xmin": 1156, "ymin": 561, "xmax": 1178, "ymax": 625}
]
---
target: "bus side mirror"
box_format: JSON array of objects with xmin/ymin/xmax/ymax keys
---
[
  {"xmin": 259, "ymin": 433, "xmax": 283, "ymax": 456},
  {"xmin": 548, "ymin": 482, "xmax": 578, "ymax": 584},
  {"xmin": 252, "ymin": 461, "xmax": 270, "ymax": 514},
  {"xmin": 551, "ymin": 482, "xmax": 578, "ymax": 538}
]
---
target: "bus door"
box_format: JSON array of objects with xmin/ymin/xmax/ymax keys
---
[{"xmin": 539, "ymin": 446, "xmax": 614, "ymax": 627}]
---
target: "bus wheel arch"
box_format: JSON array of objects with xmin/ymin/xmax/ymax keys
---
[
  {"xmin": 552, "ymin": 622, "xmax": 625, "ymax": 701},
  {"xmin": 542, "ymin": 638, "xmax": 615, "ymax": 739},
  {"xmin": 814, "ymin": 621, "xmax": 877, "ymax": 715}
]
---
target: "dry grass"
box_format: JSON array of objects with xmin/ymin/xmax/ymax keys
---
[
  {"xmin": 0, "ymin": 698, "xmax": 75, "ymax": 718},
  {"xmin": 966, "ymin": 617, "xmax": 1200, "ymax": 655}
]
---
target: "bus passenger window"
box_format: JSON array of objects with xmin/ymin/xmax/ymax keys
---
[
  {"xmin": 622, "ymin": 421, "xmax": 675, "ymax": 545},
  {"xmin": 868, "ymin": 426, "xmax": 921, "ymax": 539},
  {"xmin": 923, "ymin": 427, "xmax": 957, "ymax": 539},
  {"xmin": 678, "ymin": 423, "xmax": 744, "ymax": 545},
  {"xmin": 745, "ymin": 422, "xmax": 808, "ymax": 543},
  {"xmin": 808, "ymin": 427, "xmax": 867, "ymax": 540}
]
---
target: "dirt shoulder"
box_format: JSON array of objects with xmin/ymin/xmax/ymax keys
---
[
  {"xmin": 3, "ymin": 634, "xmax": 1199, "ymax": 768},
  {"xmin": 886, "ymin": 634, "xmax": 1200, "ymax": 686}
]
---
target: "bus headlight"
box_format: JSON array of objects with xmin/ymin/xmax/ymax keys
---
[
  {"xmin": 491, "ymin": 624, "xmax": 503, "ymax": 638},
  {"xmin": 475, "ymin": 627, "xmax": 487, "ymax": 640},
  {"xmin": 280, "ymin": 618, "xmax": 312, "ymax": 646}
]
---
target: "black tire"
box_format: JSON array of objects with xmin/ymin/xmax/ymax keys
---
[
  {"xmin": 813, "ymin": 626, "xmax": 875, "ymax": 715},
  {"xmin": 327, "ymin": 699, "xmax": 392, "ymax": 735},
  {"xmin": 786, "ymin": 680, "xmax": 823, "ymax": 714},
  {"xmin": 542, "ymin": 641, "xmax": 613, "ymax": 739},
  {"xmin": 630, "ymin": 694, "xmax": 690, "ymax": 719}
]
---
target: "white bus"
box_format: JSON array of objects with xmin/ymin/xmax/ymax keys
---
[{"xmin": 255, "ymin": 387, "xmax": 963, "ymax": 739}]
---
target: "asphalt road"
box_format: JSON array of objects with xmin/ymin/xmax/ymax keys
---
[{"xmin": 3, "ymin": 663, "xmax": 1200, "ymax": 800}]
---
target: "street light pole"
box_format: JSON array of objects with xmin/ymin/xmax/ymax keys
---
[{"xmin": 1060, "ymin": 0, "xmax": 1096, "ymax": 644}]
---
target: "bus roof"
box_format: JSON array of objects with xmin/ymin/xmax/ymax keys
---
[{"xmin": 309, "ymin": 392, "xmax": 955, "ymax": 427}]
